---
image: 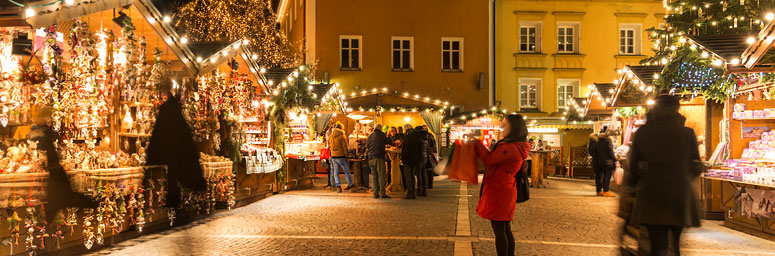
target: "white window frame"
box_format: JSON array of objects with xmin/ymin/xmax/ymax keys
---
[
  {"xmin": 557, "ymin": 79, "xmax": 579, "ymax": 108},
  {"xmin": 619, "ymin": 23, "xmax": 642, "ymax": 55},
  {"xmin": 391, "ymin": 36, "xmax": 414, "ymax": 71},
  {"xmin": 519, "ymin": 22, "xmax": 542, "ymax": 53},
  {"xmin": 557, "ymin": 22, "xmax": 580, "ymax": 53},
  {"xmin": 340, "ymin": 35, "xmax": 362, "ymax": 70},
  {"xmin": 441, "ymin": 37, "xmax": 464, "ymax": 72},
  {"xmin": 519, "ymin": 78, "xmax": 542, "ymax": 109}
]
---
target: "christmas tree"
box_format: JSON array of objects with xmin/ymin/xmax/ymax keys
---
[
  {"xmin": 641, "ymin": 0, "xmax": 775, "ymax": 102},
  {"xmin": 174, "ymin": 0, "xmax": 301, "ymax": 68}
]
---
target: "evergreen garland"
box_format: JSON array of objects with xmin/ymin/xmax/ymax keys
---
[
  {"xmin": 641, "ymin": 0, "xmax": 775, "ymax": 101},
  {"xmin": 267, "ymin": 66, "xmax": 317, "ymax": 190}
]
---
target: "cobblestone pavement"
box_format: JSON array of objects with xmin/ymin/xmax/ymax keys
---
[{"xmin": 87, "ymin": 176, "xmax": 775, "ymax": 256}]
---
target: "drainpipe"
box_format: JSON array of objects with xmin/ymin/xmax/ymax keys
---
[{"xmin": 489, "ymin": 0, "xmax": 497, "ymax": 107}]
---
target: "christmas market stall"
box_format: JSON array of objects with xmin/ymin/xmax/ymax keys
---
[
  {"xmin": 266, "ymin": 66, "xmax": 336, "ymax": 191},
  {"xmin": 701, "ymin": 20, "xmax": 775, "ymax": 239},
  {"xmin": 180, "ymin": 40, "xmax": 271, "ymax": 209},
  {"xmin": 332, "ymin": 89, "xmax": 448, "ymax": 191},
  {"xmin": 0, "ymin": 0, "xmax": 257, "ymax": 254}
]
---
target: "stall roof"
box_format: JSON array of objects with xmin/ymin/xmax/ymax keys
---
[
  {"xmin": 688, "ymin": 34, "xmax": 751, "ymax": 63},
  {"xmin": 346, "ymin": 93, "xmax": 441, "ymax": 110},
  {"xmin": 611, "ymin": 65, "xmax": 662, "ymax": 107},
  {"xmin": 263, "ymin": 67, "xmax": 295, "ymax": 87},
  {"xmin": 742, "ymin": 19, "xmax": 775, "ymax": 69}
]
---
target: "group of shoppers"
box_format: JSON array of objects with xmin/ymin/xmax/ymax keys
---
[{"xmin": 324, "ymin": 122, "xmax": 437, "ymax": 200}]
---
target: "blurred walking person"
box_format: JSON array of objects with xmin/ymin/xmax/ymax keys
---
[
  {"xmin": 474, "ymin": 114, "xmax": 530, "ymax": 256},
  {"xmin": 366, "ymin": 124, "xmax": 390, "ymax": 199},
  {"xmin": 147, "ymin": 94, "xmax": 207, "ymax": 209},
  {"xmin": 626, "ymin": 95, "xmax": 702, "ymax": 256},
  {"xmin": 422, "ymin": 125, "xmax": 437, "ymax": 190}
]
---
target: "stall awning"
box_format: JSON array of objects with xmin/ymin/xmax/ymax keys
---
[{"xmin": 530, "ymin": 123, "xmax": 594, "ymax": 130}]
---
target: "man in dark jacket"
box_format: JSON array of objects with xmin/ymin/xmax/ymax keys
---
[
  {"xmin": 401, "ymin": 124, "xmax": 421, "ymax": 199},
  {"xmin": 626, "ymin": 95, "xmax": 701, "ymax": 256},
  {"xmin": 413, "ymin": 125, "xmax": 430, "ymax": 197},
  {"xmin": 595, "ymin": 133, "xmax": 617, "ymax": 197},
  {"xmin": 366, "ymin": 124, "xmax": 390, "ymax": 199}
]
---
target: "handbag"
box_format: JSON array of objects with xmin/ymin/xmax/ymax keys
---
[{"xmin": 515, "ymin": 159, "xmax": 530, "ymax": 203}]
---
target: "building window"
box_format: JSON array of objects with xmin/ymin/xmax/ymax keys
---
[
  {"xmin": 392, "ymin": 36, "xmax": 413, "ymax": 71},
  {"xmin": 519, "ymin": 79, "xmax": 541, "ymax": 108},
  {"xmin": 519, "ymin": 22, "xmax": 541, "ymax": 53},
  {"xmin": 557, "ymin": 79, "xmax": 579, "ymax": 108},
  {"xmin": 340, "ymin": 35, "xmax": 361, "ymax": 70},
  {"xmin": 557, "ymin": 23, "xmax": 579, "ymax": 53},
  {"xmin": 619, "ymin": 24, "xmax": 642, "ymax": 55},
  {"xmin": 442, "ymin": 38, "xmax": 463, "ymax": 72}
]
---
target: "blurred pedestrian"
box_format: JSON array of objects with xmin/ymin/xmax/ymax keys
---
[
  {"xmin": 474, "ymin": 114, "xmax": 530, "ymax": 256},
  {"xmin": 401, "ymin": 124, "xmax": 421, "ymax": 199},
  {"xmin": 147, "ymin": 94, "xmax": 207, "ymax": 208},
  {"xmin": 626, "ymin": 95, "xmax": 702, "ymax": 256},
  {"xmin": 29, "ymin": 105, "xmax": 97, "ymax": 223},
  {"xmin": 422, "ymin": 125, "xmax": 438, "ymax": 190},
  {"xmin": 595, "ymin": 132, "xmax": 617, "ymax": 197},
  {"xmin": 367, "ymin": 124, "xmax": 390, "ymax": 199},
  {"xmin": 329, "ymin": 124, "xmax": 353, "ymax": 192}
]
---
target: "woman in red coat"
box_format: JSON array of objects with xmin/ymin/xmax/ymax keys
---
[{"xmin": 474, "ymin": 114, "xmax": 530, "ymax": 256}]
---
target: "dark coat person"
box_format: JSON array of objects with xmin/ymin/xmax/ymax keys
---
[
  {"xmin": 595, "ymin": 134, "xmax": 617, "ymax": 196},
  {"xmin": 626, "ymin": 95, "xmax": 701, "ymax": 256},
  {"xmin": 401, "ymin": 125, "xmax": 422, "ymax": 198},
  {"xmin": 29, "ymin": 106, "xmax": 97, "ymax": 223},
  {"xmin": 147, "ymin": 95, "xmax": 207, "ymax": 208}
]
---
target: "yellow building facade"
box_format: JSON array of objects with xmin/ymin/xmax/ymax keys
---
[
  {"xmin": 496, "ymin": 0, "xmax": 664, "ymax": 115},
  {"xmin": 306, "ymin": 0, "xmax": 492, "ymax": 111}
]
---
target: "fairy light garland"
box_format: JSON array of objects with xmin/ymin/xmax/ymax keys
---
[{"xmin": 175, "ymin": 0, "xmax": 301, "ymax": 68}]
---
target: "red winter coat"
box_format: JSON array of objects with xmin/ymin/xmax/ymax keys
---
[{"xmin": 475, "ymin": 141, "xmax": 531, "ymax": 221}]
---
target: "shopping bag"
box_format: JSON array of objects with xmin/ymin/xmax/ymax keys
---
[
  {"xmin": 448, "ymin": 141, "xmax": 478, "ymax": 184},
  {"xmin": 614, "ymin": 167, "xmax": 624, "ymax": 185}
]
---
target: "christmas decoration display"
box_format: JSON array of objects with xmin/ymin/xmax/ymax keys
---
[
  {"xmin": 175, "ymin": 0, "xmax": 301, "ymax": 68},
  {"xmin": 639, "ymin": 0, "xmax": 775, "ymax": 101}
]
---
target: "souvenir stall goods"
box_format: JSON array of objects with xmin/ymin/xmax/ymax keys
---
[
  {"xmin": 0, "ymin": 7, "xmax": 189, "ymax": 253},
  {"xmin": 200, "ymin": 153, "xmax": 234, "ymax": 210}
]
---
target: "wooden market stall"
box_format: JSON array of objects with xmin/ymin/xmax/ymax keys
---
[
  {"xmin": 263, "ymin": 67, "xmax": 336, "ymax": 191},
  {"xmin": 0, "ymin": 0, "xmax": 297, "ymax": 253},
  {"xmin": 329, "ymin": 89, "xmax": 447, "ymax": 191},
  {"xmin": 701, "ymin": 23, "xmax": 775, "ymax": 239}
]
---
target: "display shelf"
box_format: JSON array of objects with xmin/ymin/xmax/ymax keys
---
[
  {"xmin": 703, "ymin": 176, "xmax": 775, "ymax": 189},
  {"xmin": 120, "ymin": 101, "xmax": 155, "ymax": 107},
  {"xmin": 246, "ymin": 131, "xmax": 268, "ymax": 134},
  {"xmin": 119, "ymin": 133, "xmax": 152, "ymax": 138},
  {"xmin": 733, "ymin": 117, "xmax": 775, "ymax": 121},
  {"xmin": 250, "ymin": 141, "xmax": 269, "ymax": 145}
]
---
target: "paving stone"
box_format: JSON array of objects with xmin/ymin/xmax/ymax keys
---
[{"xmin": 86, "ymin": 176, "xmax": 775, "ymax": 256}]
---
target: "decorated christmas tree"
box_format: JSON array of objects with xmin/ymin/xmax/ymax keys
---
[
  {"xmin": 175, "ymin": 0, "xmax": 301, "ymax": 68},
  {"xmin": 641, "ymin": 0, "xmax": 775, "ymax": 102}
]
